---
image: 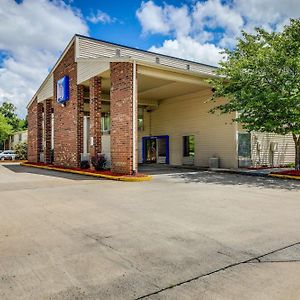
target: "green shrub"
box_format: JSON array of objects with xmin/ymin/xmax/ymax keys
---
[{"xmin": 14, "ymin": 142, "xmax": 27, "ymax": 160}]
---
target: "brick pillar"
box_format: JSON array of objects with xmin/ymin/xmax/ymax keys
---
[
  {"xmin": 76, "ymin": 85, "xmax": 85, "ymax": 167},
  {"xmin": 28, "ymin": 99, "xmax": 43, "ymax": 163},
  {"xmin": 89, "ymin": 76, "xmax": 102, "ymax": 157},
  {"xmin": 44, "ymin": 99, "xmax": 52, "ymax": 164},
  {"xmin": 110, "ymin": 62, "xmax": 138, "ymax": 175}
]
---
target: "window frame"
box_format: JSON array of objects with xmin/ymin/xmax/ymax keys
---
[{"xmin": 183, "ymin": 135, "xmax": 195, "ymax": 157}]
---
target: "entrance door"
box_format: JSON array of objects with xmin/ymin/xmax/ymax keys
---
[
  {"xmin": 142, "ymin": 136, "xmax": 169, "ymax": 164},
  {"xmin": 144, "ymin": 138, "xmax": 157, "ymax": 163}
]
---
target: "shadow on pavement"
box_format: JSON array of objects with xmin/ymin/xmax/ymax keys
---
[
  {"xmin": 172, "ymin": 171, "xmax": 300, "ymax": 190},
  {"xmin": 139, "ymin": 163, "xmax": 205, "ymax": 175},
  {"xmin": 3, "ymin": 164, "xmax": 99, "ymax": 181}
]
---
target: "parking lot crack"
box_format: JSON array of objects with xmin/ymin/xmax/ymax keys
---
[{"xmin": 135, "ymin": 241, "xmax": 300, "ymax": 300}]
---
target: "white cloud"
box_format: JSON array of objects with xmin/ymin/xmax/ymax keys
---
[
  {"xmin": 136, "ymin": 1, "xmax": 191, "ymax": 37},
  {"xmin": 192, "ymin": 0, "xmax": 244, "ymax": 36},
  {"xmin": 0, "ymin": 0, "xmax": 88, "ymax": 117},
  {"xmin": 136, "ymin": 1, "xmax": 170, "ymax": 35},
  {"xmin": 87, "ymin": 10, "xmax": 115, "ymax": 24},
  {"xmin": 149, "ymin": 36, "xmax": 224, "ymax": 66},
  {"xmin": 137, "ymin": 0, "xmax": 300, "ymax": 66}
]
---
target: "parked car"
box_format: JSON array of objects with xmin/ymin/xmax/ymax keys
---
[{"xmin": 0, "ymin": 150, "xmax": 16, "ymax": 161}]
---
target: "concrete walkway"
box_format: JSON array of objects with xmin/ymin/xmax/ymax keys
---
[{"xmin": 0, "ymin": 163, "xmax": 299, "ymax": 299}]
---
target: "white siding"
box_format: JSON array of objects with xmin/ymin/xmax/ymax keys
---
[
  {"xmin": 77, "ymin": 37, "xmax": 216, "ymax": 77},
  {"xmin": 138, "ymin": 90, "xmax": 238, "ymax": 169},
  {"xmin": 9, "ymin": 131, "xmax": 28, "ymax": 149},
  {"xmin": 77, "ymin": 61, "xmax": 109, "ymax": 84},
  {"xmin": 37, "ymin": 74, "xmax": 53, "ymax": 102},
  {"xmin": 251, "ymin": 132, "xmax": 295, "ymax": 166}
]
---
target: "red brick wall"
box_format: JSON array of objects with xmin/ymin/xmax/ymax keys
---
[
  {"xmin": 110, "ymin": 62, "xmax": 137, "ymax": 174},
  {"xmin": 52, "ymin": 43, "xmax": 84, "ymax": 168},
  {"xmin": 28, "ymin": 99, "xmax": 43, "ymax": 162},
  {"xmin": 89, "ymin": 76, "xmax": 102, "ymax": 157}
]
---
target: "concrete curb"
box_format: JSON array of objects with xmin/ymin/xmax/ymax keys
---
[
  {"xmin": 20, "ymin": 163, "xmax": 152, "ymax": 182},
  {"xmin": 268, "ymin": 173, "xmax": 300, "ymax": 180},
  {"xmin": 210, "ymin": 168, "xmax": 300, "ymax": 180}
]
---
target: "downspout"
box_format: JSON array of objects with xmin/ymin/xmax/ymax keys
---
[{"xmin": 132, "ymin": 61, "xmax": 137, "ymax": 174}]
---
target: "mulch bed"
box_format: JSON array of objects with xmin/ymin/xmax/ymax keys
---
[{"xmin": 22, "ymin": 162, "xmax": 147, "ymax": 178}]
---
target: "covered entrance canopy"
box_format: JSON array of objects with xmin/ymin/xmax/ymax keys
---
[{"xmin": 76, "ymin": 58, "xmax": 213, "ymax": 174}]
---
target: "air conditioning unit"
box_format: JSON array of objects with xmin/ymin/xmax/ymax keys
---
[
  {"xmin": 209, "ymin": 157, "xmax": 219, "ymax": 168},
  {"xmin": 238, "ymin": 158, "xmax": 252, "ymax": 167}
]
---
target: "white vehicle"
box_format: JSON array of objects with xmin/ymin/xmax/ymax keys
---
[{"xmin": 0, "ymin": 150, "xmax": 16, "ymax": 161}]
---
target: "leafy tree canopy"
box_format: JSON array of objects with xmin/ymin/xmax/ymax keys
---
[
  {"xmin": 211, "ymin": 18, "xmax": 300, "ymax": 169},
  {"xmin": 0, "ymin": 113, "xmax": 13, "ymax": 144},
  {"xmin": 0, "ymin": 102, "xmax": 27, "ymax": 132}
]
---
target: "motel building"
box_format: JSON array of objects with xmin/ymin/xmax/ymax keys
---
[{"xmin": 27, "ymin": 35, "xmax": 295, "ymax": 175}]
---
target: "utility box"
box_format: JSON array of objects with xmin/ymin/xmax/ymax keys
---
[{"xmin": 209, "ymin": 157, "xmax": 220, "ymax": 168}]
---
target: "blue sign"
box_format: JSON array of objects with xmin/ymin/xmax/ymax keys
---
[{"xmin": 57, "ymin": 76, "xmax": 69, "ymax": 104}]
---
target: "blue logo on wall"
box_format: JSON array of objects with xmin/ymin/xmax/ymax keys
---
[{"xmin": 57, "ymin": 76, "xmax": 69, "ymax": 104}]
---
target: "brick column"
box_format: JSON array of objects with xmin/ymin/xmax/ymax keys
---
[
  {"xmin": 110, "ymin": 62, "xmax": 138, "ymax": 175},
  {"xmin": 44, "ymin": 98, "xmax": 52, "ymax": 164},
  {"xmin": 28, "ymin": 99, "xmax": 43, "ymax": 163},
  {"xmin": 89, "ymin": 76, "xmax": 102, "ymax": 157},
  {"xmin": 76, "ymin": 85, "xmax": 85, "ymax": 167}
]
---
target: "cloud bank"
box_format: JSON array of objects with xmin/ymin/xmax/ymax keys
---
[
  {"xmin": 0, "ymin": 0, "xmax": 88, "ymax": 117},
  {"xmin": 137, "ymin": 0, "xmax": 300, "ymax": 65}
]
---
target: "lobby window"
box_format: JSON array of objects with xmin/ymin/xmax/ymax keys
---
[
  {"xmin": 138, "ymin": 107, "xmax": 144, "ymax": 131},
  {"xmin": 101, "ymin": 112, "xmax": 110, "ymax": 133},
  {"xmin": 238, "ymin": 133, "xmax": 251, "ymax": 157},
  {"xmin": 183, "ymin": 135, "xmax": 195, "ymax": 157}
]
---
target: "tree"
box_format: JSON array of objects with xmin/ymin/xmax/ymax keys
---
[
  {"xmin": 210, "ymin": 19, "xmax": 300, "ymax": 170},
  {"xmin": 0, "ymin": 113, "xmax": 13, "ymax": 146},
  {"xmin": 0, "ymin": 102, "xmax": 27, "ymax": 131}
]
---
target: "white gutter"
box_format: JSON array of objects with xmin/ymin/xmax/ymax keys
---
[{"xmin": 132, "ymin": 60, "xmax": 137, "ymax": 174}]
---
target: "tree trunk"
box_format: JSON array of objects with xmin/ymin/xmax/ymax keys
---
[{"xmin": 292, "ymin": 134, "xmax": 300, "ymax": 170}]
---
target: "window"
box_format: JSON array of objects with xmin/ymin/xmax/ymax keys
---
[
  {"xmin": 138, "ymin": 107, "xmax": 144, "ymax": 131},
  {"xmin": 183, "ymin": 135, "xmax": 195, "ymax": 157},
  {"xmin": 101, "ymin": 113, "xmax": 110, "ymax": 132},
  {"xmin": 83, "ymin": 116, "xmax": 90, "ymax": 154},
  {"xmin": 19, "ymin": 134, "xmax": 22, "ymax": 142},
  {"xmin": 238, "ymin": 133, "xmax": 251, "ymax": 157}
]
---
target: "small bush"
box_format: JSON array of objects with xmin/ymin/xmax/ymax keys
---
[
  {"xmin": 14, "ymin": 142, "xmax": 27, "ymax": 160},
  {"xmin": 80, "ymin": 160, "xmax": 90, "ymax": 169},
  {"xmin": 91, "ymin": 154, "xmax": 106, "ymax": 171}
]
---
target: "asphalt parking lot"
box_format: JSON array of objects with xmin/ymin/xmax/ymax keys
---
[{"xmin": 0, "ymin": 163, "xmax": 300, "ymax": 300}]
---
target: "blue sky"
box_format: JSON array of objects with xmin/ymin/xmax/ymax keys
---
[
  {"xmin": 0, "ymin": 0, "xmax": 299, "ymax": 117},
  {"xmin": 73, "ymin": 0, "xmax": 166, "ymax": 49}
]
